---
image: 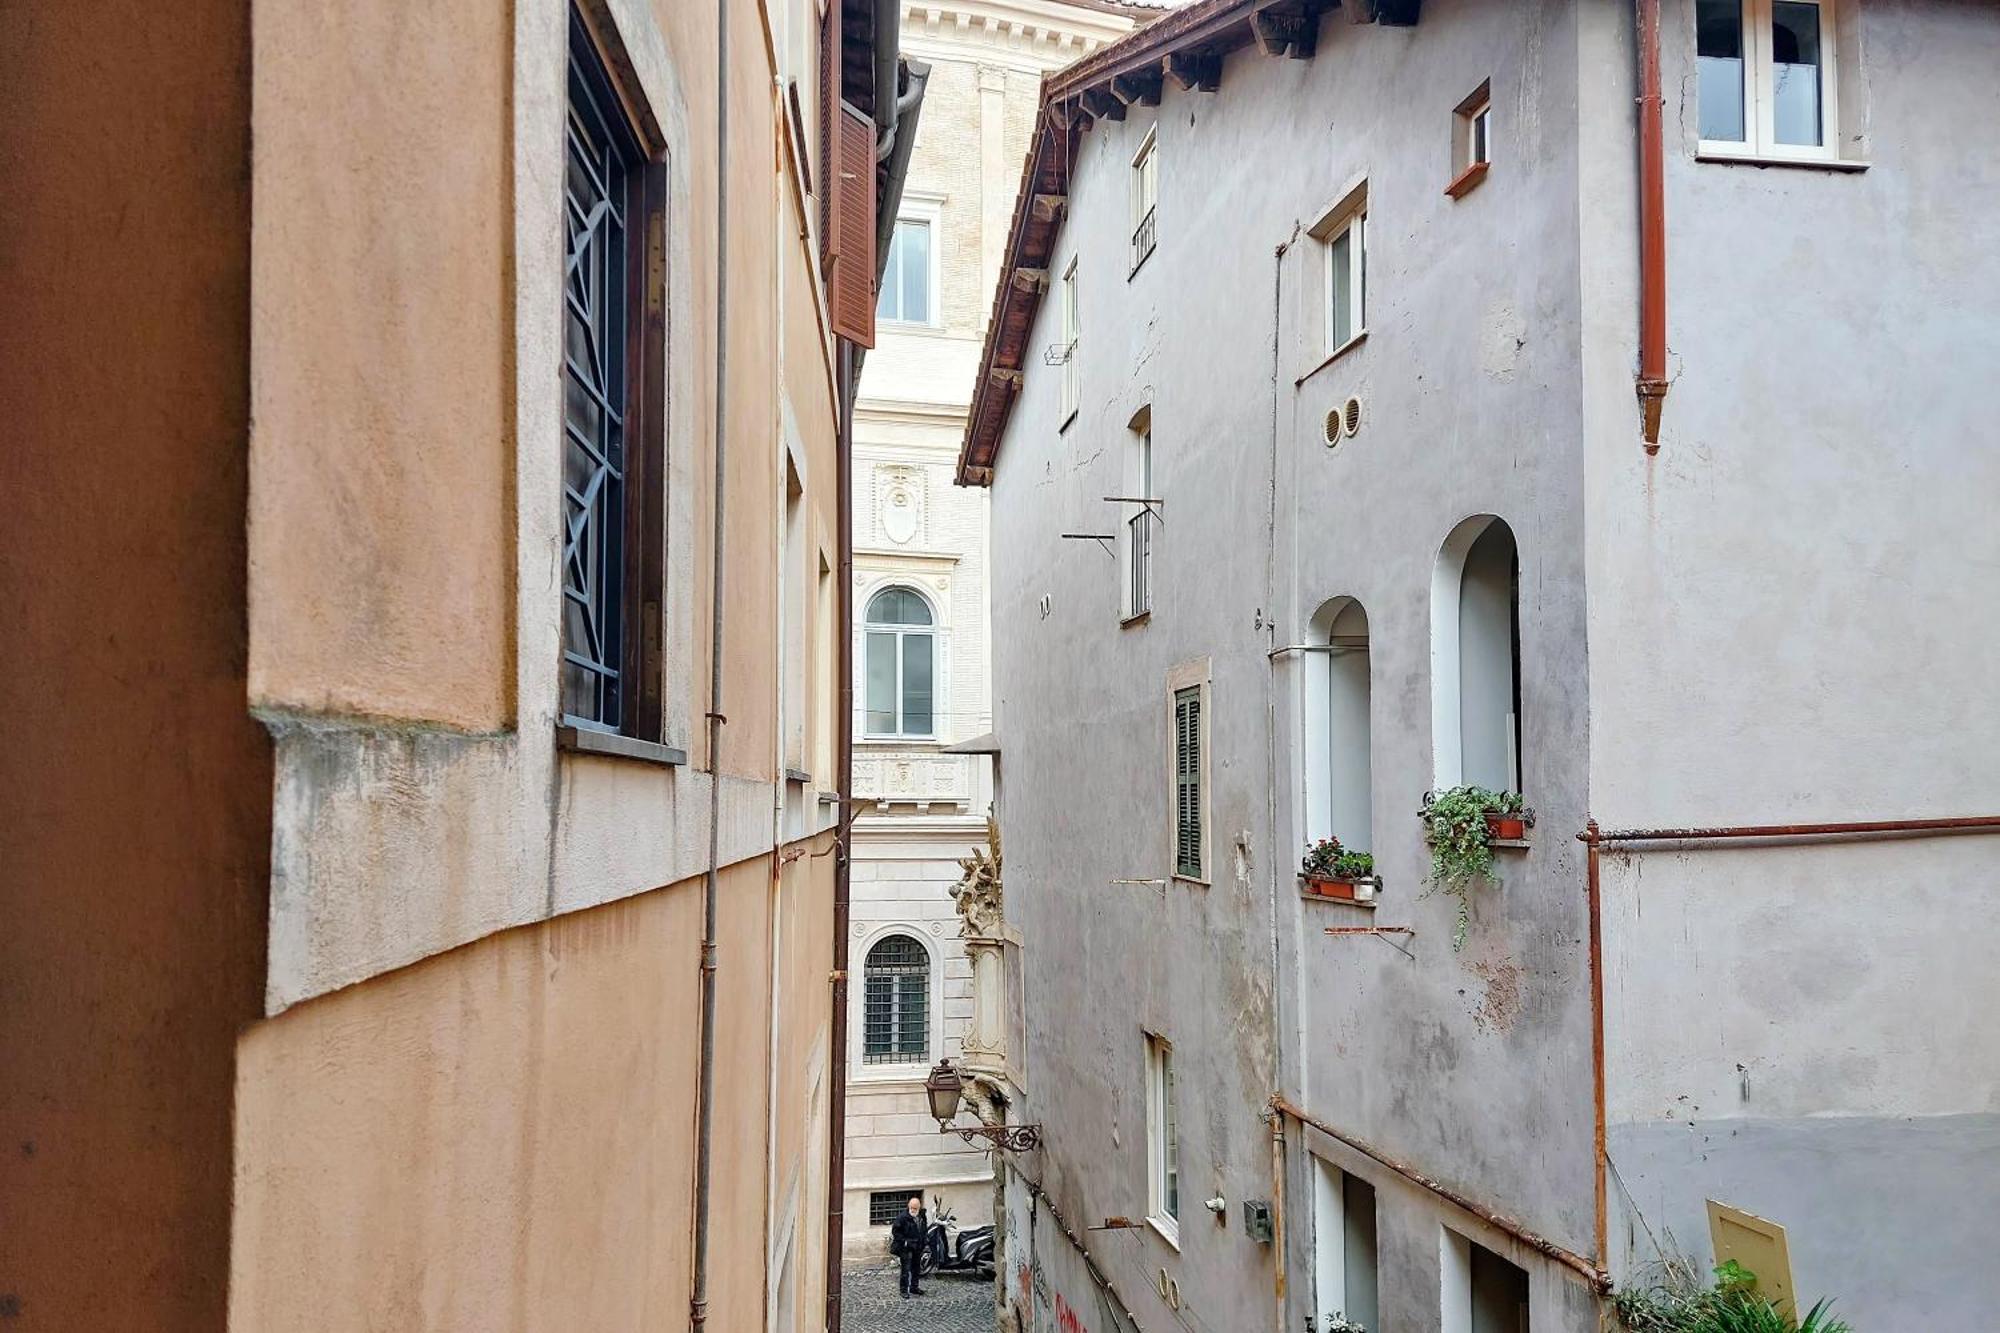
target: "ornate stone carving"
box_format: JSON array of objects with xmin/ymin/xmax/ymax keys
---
[{"xmin": 950, "ymin": 812, "xmax": 1004, "ymax": 939}]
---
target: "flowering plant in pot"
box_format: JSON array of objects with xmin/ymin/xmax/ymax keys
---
[
  {"xmin": 1322, "ymin": 1316, "xmax": 1369, "ymax": 1333},
  {"xmin": 1419, "ymin": 787, "xmax": 1531, "ymax": 949},
  {"xmin": 1299, "ymin": 837, "xmax": 1377, "ymax": 901}
]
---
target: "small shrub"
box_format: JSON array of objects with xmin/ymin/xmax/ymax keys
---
[
  {"xmin": 1418, "ymin": 787, "xmax": 1525, "ymax": 949},
  {"xmin": 1301, "ymin": 838, "xmax": 1374, "ymax": 881}
]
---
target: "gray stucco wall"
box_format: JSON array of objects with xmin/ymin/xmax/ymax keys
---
[
  {"xmin": 992, "ymin": 0, "xmax": 2000, "ymax": 1328},
  {"xmin": 1579, "ymin": 0, "xmax": 2000, "ymax": 1323}
]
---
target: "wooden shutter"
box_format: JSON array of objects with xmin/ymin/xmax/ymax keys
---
[
  {"xmin": 1174, "ymin": 687, "xmax": 1202, "ymax": 877},
  {"xmin": 817, "ymin": 0, "xmax": 839, "ymax": 266},
  {"xmin": 827, "ymin": 101, "xmax": 876, "ymax": 347}
]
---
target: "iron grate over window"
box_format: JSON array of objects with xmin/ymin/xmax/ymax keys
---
[
  {"xmin": 862, "ymin": 933, "xmax": 930, "ymax": 1066},
  {"xmin": 561, "ymin": 12, "xmax": 640, "ymax": 730},
  {"xmin": 869, "ymin": 1190, "xmax": 919, "ymax": 1226}
]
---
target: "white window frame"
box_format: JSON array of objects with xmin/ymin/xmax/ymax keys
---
[
  {"xmin": 1307, "ymin": 179, "xmax": 1369, "ymax": 365},
  {"xmin": 1130, "ymin": 127, "xmax": 1159, "ymax": 275},
  {"xmin": 877, "ymin": 197, "xmax": 944, "ymax": 328},
  {"xmin": 1059, "ymin": 258, "xmax": 1080, "ymax": 426},
  {"xmin": 1167, "ymin": 658, "xmax": 1211, "ymax": 885},
  {"xmin": 1124, "ymin": 410, "xmax": 1154, "ymax": 622},
  {"xmin": 1145, "ymin": 1034, "xmax": 1180, "ymax": 1246},
  {"xmin": 1697, "ymin": 0, "xmax": 1841, "ymax": 163},
  {"xmin": 862, "ymin": 584, "xmax": 939, "ymax": 740},
  {"xmin": 849, "ymin": 923, "xmax": 945, "ymax": 1082}
]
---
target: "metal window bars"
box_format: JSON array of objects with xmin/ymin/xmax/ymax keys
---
[
  {"xmin": 1131, "ymin": 205, "xmax": 1157, "ymax": 273},
  {"xmin": 862, "ymin": 934, "xmax": 930, "ymax": 1065}
]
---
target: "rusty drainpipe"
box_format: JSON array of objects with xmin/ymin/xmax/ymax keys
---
[
  {"xmin": 690, "ymin": 0, "xmax": 730, "ymax": 1319},
  {"xmin": 823, "ymin": 340, "xmax": 856, "ymax": 1333},
  {"xmin": 1582, "ymin": 820, "xmax": 1608, "ymax": 1274},
  {"xmin": 1636, "ymin": 0, "xmax": 1670, "ymax": 450}
]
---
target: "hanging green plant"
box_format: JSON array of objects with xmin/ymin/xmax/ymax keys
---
[{"xmin": 1418, "ymin": 786, "xmax": 1527, "ymax": 950}]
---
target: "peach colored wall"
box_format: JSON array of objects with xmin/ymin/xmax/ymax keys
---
[
  {"xmin": 248, "ymin": 0, "xmax": 515, "ymax": 730},
  {"xmin": 0, "ymin": 3, "xmax": 270, "ymax": 1329},
  {"xmin": 232, "ymin": 856, "xmax": 810, "ymax": 1329}
]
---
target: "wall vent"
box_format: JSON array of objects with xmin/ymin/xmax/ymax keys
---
[
  {"xmin": 1343, "ymin": 395, "xmax": 1364, "ymax": 437},
  {"xmin": 1322, "ymin": 407, "xmax": 1342, "ymax": 447}
]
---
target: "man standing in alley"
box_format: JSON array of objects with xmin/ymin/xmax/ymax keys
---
[{"xmin": 890, "ymin": 1195, "xmax": 928, "ymax": 1299}]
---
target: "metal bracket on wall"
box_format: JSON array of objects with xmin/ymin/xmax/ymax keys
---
[
  {"xmin": 1112, "ymin": 876, "xmax": 1167, "ymax": 900},
  {"xmin": 1059, "ymin": 532, "xmax": 1116, "ymax": 558},
  {"xmin": 1323, "ymin": 924, "xmax": 1417, "ymax": 960},
  {"xmin": 1101, "ymin": 496, "xmax": 1165, "ymax": 526}
]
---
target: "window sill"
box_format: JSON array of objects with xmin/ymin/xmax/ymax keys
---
[
  {"xmin": 1121, "ymin": 609, "xmax": 1152, "ymax": 629},
  {"xmin": 1695, "ymin": 147, "xmax": 1869, "ymax": 173},
  {"xmin": 852, "ymin": 1065, "xmax": 934, "ymax": 1087},
  {"xmin": 556, "ymin": 725, "xmax": 687, "ymax": 768},
  {"xmin": 1172, "ymin": 873, "xmax": 1209, "ymax": 889},
  {"xmin": 1147, "ymin": 1215, "xmax": 1182, "ymax": 1251},
  {"xmin": 1297, "ymin": 331, "xmax": 1367, "ymax": 387},
  {"xmin": 860, "ymin": 735, "xmax": 941, "ymax": 747},
  {"xmin": 784, "ymin": 768, "xmax": 813, "ymax": 785},
  {"xmin": 1444, "ymin": 160, "xmax": 1489, "ymax": 199}
]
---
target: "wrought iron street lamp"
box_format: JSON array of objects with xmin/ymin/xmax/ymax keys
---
[{"xmin": 924, "ymin": 1058, "xmax": 1041, "ymax": 1154}]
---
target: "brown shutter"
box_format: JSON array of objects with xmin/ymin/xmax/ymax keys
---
[
  {"xmin": 827, "ymin": 101, "xmax": 876, "ymax": 347},
  {"xmin": 817, "ymin": 0, "xmax": 840, "ymax": 269}
]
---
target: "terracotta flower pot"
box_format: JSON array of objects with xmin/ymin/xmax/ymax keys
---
[
  {"xmin": 1484, "ymin": 812, "xmax": 1527, "ymax": 841},
  {"xmin": 1302, "ymin": 874, "xmax": 1358, "ymax": 900}
]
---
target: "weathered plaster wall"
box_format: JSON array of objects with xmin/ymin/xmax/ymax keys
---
[
  {"xmin": 0, "ymin": 3, "xmax": 269, "ymax": 1328},
  {"xmin": 251, "ymin": 0, "xmax": 836, "ymax": 1012},
  {"xmin": 992, "ymin": 3, "xmax": 1600, "ymax": 1329},
  {"xmin": 1578, "ymin": 1, "xmax": 2000, "ymax": 1321}
]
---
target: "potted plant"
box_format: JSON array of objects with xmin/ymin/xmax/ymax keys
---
[
  {"xmin": 1418, "ymin": 787, "xmax": 1532, "ymax": 950},
  {"xmin": 1323, "ymin": 1316, "xmax": 1369, "ymax": 1333},
  {"xmin": 1299, "ymin": 837, "xmax": 1379, "ymax": 902}
]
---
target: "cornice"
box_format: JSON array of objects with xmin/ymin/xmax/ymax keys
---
[{"xmin": 899, "ymin": 0, "xmax": 1139, "ymax": 73}]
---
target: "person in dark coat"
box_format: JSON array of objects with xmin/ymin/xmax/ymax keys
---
[{"xmin": 890, "ymin": 1195, "xmax": 928, "ymax": 1297}]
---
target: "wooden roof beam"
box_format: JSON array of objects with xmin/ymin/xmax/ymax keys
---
[
  {"xmin": 1011, "ymin": 267, "xmax": 1049, "ymax": 294},
  {"xmin": 1348, "ymin": 0, "xmax": 1420, "ymax": 24},
  {"xmin": 1253, "ymin": 8, "xmax": 1318, "ymax": 58},
  {"xmin": 1111, "ymin": 70, "xmax": 1163, "ymax": 107},
  {"xmin": 1080, "ymin": 86, "xmax": 1125, "ymax": 122},
  {"xmin": 1031, "ymin": 192, "xmax": 1067, "ymax": 222},
  {"xmin": 989, "ymin": 367, "xmax": 1024, "ymax": 390},
  {"xmin": 1164, "ymin": 51, "xmax": 1221, "ymax": 93}
]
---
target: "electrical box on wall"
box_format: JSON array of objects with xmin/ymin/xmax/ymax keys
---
[{"xmin": 1242, "ymin": 1199, "xmax": 1275, "ymax": 1243}]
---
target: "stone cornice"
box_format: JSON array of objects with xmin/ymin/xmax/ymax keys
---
[{"xmin": 900, "ymin": 0, "xmax": 1140, "ymax": 74}]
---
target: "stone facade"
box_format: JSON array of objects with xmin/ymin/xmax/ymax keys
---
[{"xmin": 841, "ymin": 0, "xmax": 1141, "ymax": 1263}]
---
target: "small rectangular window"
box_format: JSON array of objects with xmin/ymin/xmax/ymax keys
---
[
  {"xmin": 1313, "ymin": 1160, "xmax": 1380, "ymax": 1332},
  {"xmin": 1146, "ymin": 1035, "xmax": 1179, "ymax": 1239},
  {"xmin": 1173, "ymin": 685, "xmax": 1203, "ymax": 879},
  {"xmin": 1131, "ymin": 129, "xmax": 1159, "ymax": 274},
  {"xmin": 1449, "ymin": 81, "xmax": 1493, "ymax": 199},
  {"xmin": 1326, "ymin": 212, "xmax": 1365, "ymax": 353},
  {"xmin": 1059, "ymin": 260, "xmax": 1080, "ymax": 425},
  {"xmin": 878, "ymin": 217, "xmax": 933, "ymax": 325},
  {"xmin": 869, "ymin": 1190, "xmax": 918, "ymax": 1226},
  {"xmin": 1698, "ymin": 0, "xmax": 1839, "ymax": 160},
  {"xmin": 1126, "ymin": 423, "xmax": 1153, "ymax": 619}
]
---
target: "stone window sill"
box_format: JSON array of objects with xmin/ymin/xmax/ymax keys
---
[
  {"xmin": 1695, "ymin": 148, "xmax": 1869, "ymax": 173},
  {"xmin": 556, "ymin": 725, "xmax": 687, "ymax": 768}
]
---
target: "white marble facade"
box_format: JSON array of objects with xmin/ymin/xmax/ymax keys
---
[{"xmin": 840, "ymin": 0, "xmax": 1140, "ymax": 1261}]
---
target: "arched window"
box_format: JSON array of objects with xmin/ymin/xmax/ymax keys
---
[
  {"xmin": 865, "ymin": 587, "xmax": 936, "ymax": 737},
  {"xmin": 1304, "ymin": 597, "xmax": 1373, "ymax": 850},
  {"xmin": 862, "ymin": 933, "xmax": 930, "ymax": 1065},
  {"xmin": 1431, "ymin": 517, "xmax": 1522, "ymax": 793}
]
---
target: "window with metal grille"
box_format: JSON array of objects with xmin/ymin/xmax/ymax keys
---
[
  {"xmin": 562, "ymin": 11, "xmax": 643, "ymax": 731},
  {"xmin": 1174, "ymin": 686, "xmax": 1203, "ymax": 878},
  {"xmin": 869, "ymin": 1190, "xmax": 920, "ymax": 1226},
  {"xmin": 862, "ymin": 933, "xmax": 930, "ymax": 1065}
]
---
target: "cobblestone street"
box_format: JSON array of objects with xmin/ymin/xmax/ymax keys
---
[{"xmin": 841, "ymin": 1263, "xmax": 996, "ymax": 1333}]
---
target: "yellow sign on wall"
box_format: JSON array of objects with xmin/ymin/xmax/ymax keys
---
[{"xmin": 1707, "ymin": 1199, "xmax": 1796, "ymax": 1316}]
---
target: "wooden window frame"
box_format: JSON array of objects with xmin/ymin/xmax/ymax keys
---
[
  {"xmin": 560, "ymin": 5, "xmax": 671, "ymax": 752},
  {"xmin": 1146, "ymin": 1034, "xmax": 1181, "ymax": 1246},
  {"xmin": 1447, "ymin": 81, "xmax": 1493, "ymax": 199}
]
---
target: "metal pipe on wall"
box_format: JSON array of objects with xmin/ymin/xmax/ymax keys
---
[
  {"xmin": 1578, "ymin": 811, "xmax": 2000, "ymax": 1281},
  {"xmin": 823, "ymin": 340, "xmax": 856, "ymax": 1333},
  {"xmin": 1635, "ymin": 0, "xmax": 1670, "ymax": 448},
  {"xmin": 690, "ymin": 0, "xmax": 730, "ymax": 1319}
]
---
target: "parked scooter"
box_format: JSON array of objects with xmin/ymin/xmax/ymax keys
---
[{"xmin": 914, "ymin": 1194, "xmax": 994, "ymax": 1280}]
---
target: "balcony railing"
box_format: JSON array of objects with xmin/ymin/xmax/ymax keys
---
[
  {"xmin": 1128, "ymin": 510, "xmax": 1153, "ymax": 617},
  {"xmin": 1130, "ymin": 206, "xmax": 1157, "ymax": 273}
]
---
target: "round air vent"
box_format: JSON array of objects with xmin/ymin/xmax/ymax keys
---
[
  {"xmin": 1322, "ymin": 407, "xmax": 1343, "ymax": 447},
  {"xmin": 1343, "ymin": 395, "xmax": 1365, "ymax": 436}
]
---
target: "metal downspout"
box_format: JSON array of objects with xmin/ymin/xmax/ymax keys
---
[
  {"xmin": 1263, "ymin": 232, "xmax": 1295, "ymax": 1333},
  {"xmin": 1635, "ymin": 0, "xmax": 1670, "ymax": 448},
  {"xmin": 824, "ymin": 341, "xmax": 857, "ymax": 1333},
  {"xmin": 691, "ymin": 0, "xmax": 730, "ymax": 1319}
]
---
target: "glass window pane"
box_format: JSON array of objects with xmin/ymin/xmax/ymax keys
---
[
  {"xmin": 867, "ymin": 586, "xmax": 932, "ymax": 625},
  {"xmin": 866, "ymin": 631, "xmax": 897, "ymax": 733},
  {"xmin": 1697, "ymin": 0, "xmax": 1746, "ymax": 142},
  {"xmin": 1328, "ymin": 228, "xmax": 1353, "ymax": 349},
  {"xmin": 901, "ymin": 632, "xmax": 933, "ymax": 735},
  {"xmin": 903, "ymin": 221, "xmax": 930, "ymax": 322},
  {"xmin": 1772, "ymin": 2, "xmax": 1824, "ymax": 146}
]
